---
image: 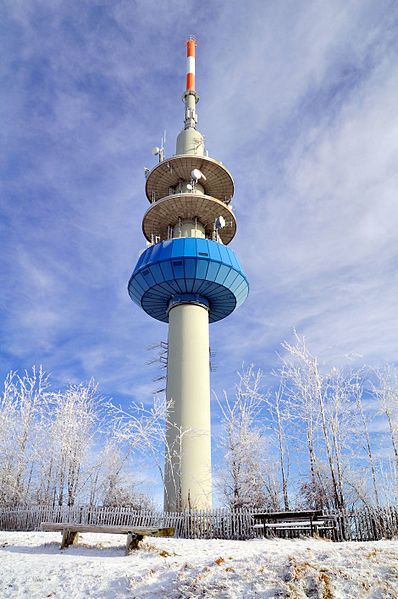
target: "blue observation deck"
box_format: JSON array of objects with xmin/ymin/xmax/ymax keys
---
[{"xmin": 128, "ymin": 238, "xmax": 249, "ymax": 323}]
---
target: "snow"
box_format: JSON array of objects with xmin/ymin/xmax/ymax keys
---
[{"xmin": 0, "ymin": 532, "xmax": 397, "ymax": 598}]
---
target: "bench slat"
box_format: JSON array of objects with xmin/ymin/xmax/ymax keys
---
[
  {"xmin": 260, "ymin": 521, "xmax": 325, "ymax": 528},
  {"xmin": 262, "ymin": 524, "xmax": 335, "ymax": 532},
  {"xmin": 252, "ymin": 510, "xmax": 323, "ymax": 520},
  {"xmin": 40, "ymin": 522, "xmax": 173, "ymax": 537},
  {"xmin": 41, "ymin": 522, "xmax": 175, "ymax": 554}
]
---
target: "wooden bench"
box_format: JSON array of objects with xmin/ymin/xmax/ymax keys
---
[
  {"xmin": 252, "ymin": 510, "xmax": 336, "ymax": 538},
  {"xmin": 41, "ymin": 522, "xmax": 175, "ymax": 554}
]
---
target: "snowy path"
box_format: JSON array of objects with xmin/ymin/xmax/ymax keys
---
[{"xmin": 0, "ymin": 531, "xmax": 397, "ymax": 598}]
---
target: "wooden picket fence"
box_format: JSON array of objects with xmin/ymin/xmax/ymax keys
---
[{"xmin": 0, "ymin": 505, "xmax": 397, "ymax": 542}]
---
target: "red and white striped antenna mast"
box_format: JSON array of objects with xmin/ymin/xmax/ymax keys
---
[
  {"xmin": 186, "ymin": 36, "xmax": 197, "ymax": 91},
  {"xmin": 181, "ymin": 37, "xmax": 200, "ymax": 135}
]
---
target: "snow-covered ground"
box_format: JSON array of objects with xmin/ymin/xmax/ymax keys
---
[{"xmin": 0, "ymin": 531, "xmax": 397, "ymax": 598}]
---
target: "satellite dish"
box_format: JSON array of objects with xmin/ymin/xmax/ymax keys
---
[
  {"xmin": 186, "ymin": 183, "xmax": 193, "ymax": 191},
  {"xmin": 191, "ymin": 168, "xmax": 203, "ymax": 182},
  {"xmin": 215, "ymin": 215, "xmax": 226, "ymax": 229},
  {"xmin": 152, "ymin": 146, "xmax": 161, "ymax": 155}
]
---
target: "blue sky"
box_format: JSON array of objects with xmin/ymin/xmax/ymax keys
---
[{"xmin": 1, "ymin": 1, "xmax": 398, "ymax": 417}]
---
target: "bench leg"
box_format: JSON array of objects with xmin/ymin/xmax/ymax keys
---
[
  {"xmin": 61, "ymin": 530, "xmax": 79, "ymax": 550},
  {"xmin": 126, "ymin": 532, "xmax": 144, "ymax": 554}
]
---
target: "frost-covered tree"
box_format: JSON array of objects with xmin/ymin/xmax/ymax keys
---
[
  {"xmin": 0, "ymin": 368, "xmax": 165, "ymax": 509},
  {"xmin": 350, "ymin": 371, "xmax": 380, "ymax": 507},
  {"xmin": 217, "ymin": 367, "xmax": 280, "ymax": 510},
  {"xmin": 373, "ymin": 365, "xmax": 398, "ymax": 470},
  {"xmin": 0, "ymin": 367, "xmax": 49, "ymax": 506},
  {"xmin": 280, "ymin": 335, "xmax": 328, "ymax": 509},
  {"xmin": 0, "ymin": 372, "xmax": 19, "ymax": 505},
  {"xmin": 264, "ymin": 379, "xmax": 291, "ymax": 510},
  {"xmin": 281, "ymin": 334, "xmax": 359, "ymax": 511},
  {"xmin": 36, "ymin": 380, "xmax": 104, "ymax": 507},
  {"xmin": 105, "ymin": 396, "xmax": 171, "ymax": 502},
  {"xmin": 96, "ymin": 441, "xmax": 154, "ymax": 509},
  {"xmin": 0, "ymin": 367, "xmax": 165, "ymax": 509}
]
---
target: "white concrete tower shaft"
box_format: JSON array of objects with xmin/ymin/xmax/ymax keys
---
[{"xmin": 164, "ymin": 301, "xmax": 211, "ymax": 511}]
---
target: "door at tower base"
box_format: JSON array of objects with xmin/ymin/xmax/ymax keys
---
[{"xmin": 164, "ymin": 302, "xmax": 212, "ymax": 512}]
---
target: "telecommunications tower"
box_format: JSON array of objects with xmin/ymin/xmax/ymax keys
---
[{"xmin": 128, "ymin": 39, "xmax": 249, "ymax": 511}]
